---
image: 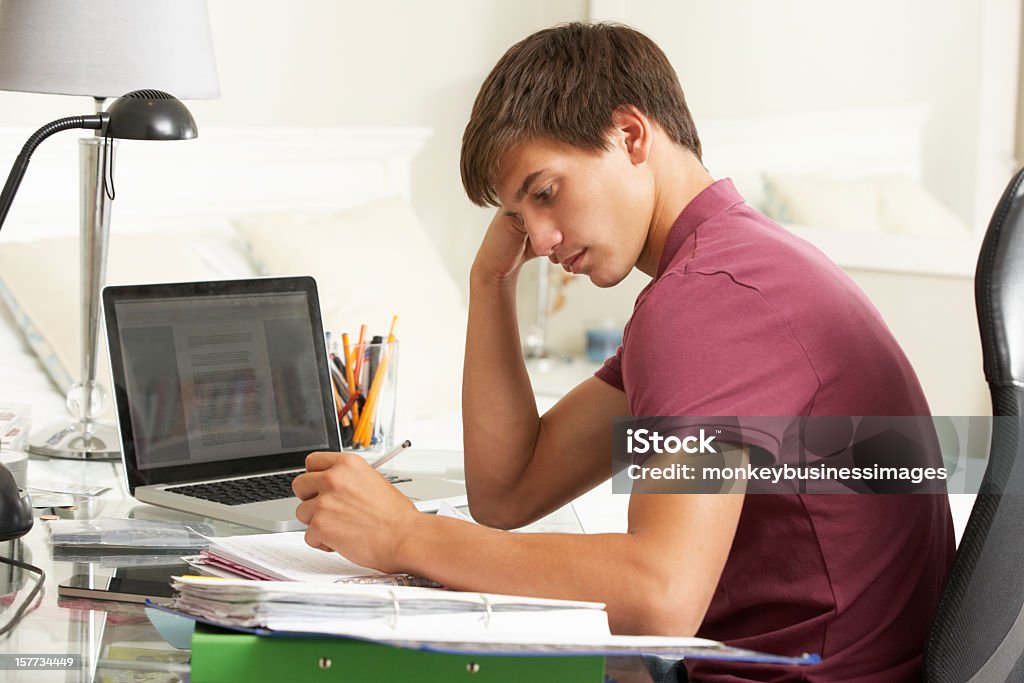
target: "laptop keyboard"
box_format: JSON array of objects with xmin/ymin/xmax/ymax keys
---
[{"xmin": 165, "ymin": 470, "xmax": 412, "ymax": 506}]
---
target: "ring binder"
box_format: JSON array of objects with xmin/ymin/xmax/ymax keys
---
[
  {"xmin": 388, "ymin": 590, "xmax": 400, "ymax": 630},
  {"xmin": 189, "ymin": 625, "xmax": 608, "ymax": 683},
  {"xmin": 164, "ymin": 577, "xmax": 821, "ymax": 668},
  {"xmin": 169, "ymin": 576, "xmax": 612, "ymax": 639},
  {"xmin": 480, "ymin": 594, "xmax": 493, "ymax": 629}
]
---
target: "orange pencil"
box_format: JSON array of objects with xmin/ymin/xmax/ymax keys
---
[
  {"xmin": 355, "ymin": 353, "xmax": 389, "ymax": 446},
  {"xmin": 341, "ymin": 332, "xmax": 360, "ymax": 425},
  {"xmin": 354, "ymin": 318, "xmax": 398, "ymax": 446},
  {"xmin": 353, "ymin": 324, "xmax": 368, "ymax": 391},
  {"xmin": 329, "ymin": 372, "xmax": 344, "ymax": 419}
]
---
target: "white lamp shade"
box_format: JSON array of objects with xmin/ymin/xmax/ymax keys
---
[{"xmin": 0, "ymin": 0, "xmax": 219, "ymax": 99}]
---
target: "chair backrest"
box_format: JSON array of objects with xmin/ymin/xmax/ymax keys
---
[{"xmin": 924, "ymin": 168, "xmax": 1024, "ymax": 682}]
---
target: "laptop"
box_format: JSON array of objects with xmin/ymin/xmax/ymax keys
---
[{"xmin": 102, "ymin": 276, "xmax": 465, "ymax": 532}]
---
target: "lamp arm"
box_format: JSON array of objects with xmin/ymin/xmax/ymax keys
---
[{"xmin": 0, "ymin": 114, "xmax": 107, "ymax": 233}]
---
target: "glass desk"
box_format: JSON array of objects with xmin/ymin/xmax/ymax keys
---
[{"xmin": 0, "ymin": 456, "xmax": 657, "ymax": 682}]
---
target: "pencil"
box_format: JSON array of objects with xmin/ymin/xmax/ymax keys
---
[
  {"xmin": 339, "ymin": 392, "xmax": 360, "ymax": 423},
  {"xmin": 355, "ymin": 340, "xmax": 393, "ymax": 445},
  {"xmin": 341, "ymin": 332, "xmax": 360, "ymax": 425},
  {"xmin": 354, "ymin": 321, "xmax": 398, "ymax": 446},
  {"xmin": 329, "ymin": 371, "xmax": 344, "ymax": 419},
  {"xmin": 353, "ymin": 324, "xmax": 368, "ymax": 392},
  {"xmin": 370, "ymin": 439, "xmax": 411, "ymax": 469}
]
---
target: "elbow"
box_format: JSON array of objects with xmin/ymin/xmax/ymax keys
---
[
  {"xmin": 609, "ymin": 580, "xmax": 707, "ymax": 637},
  {"xmin": 465, "ymin": 487, "xmax": 531, "ymax": 530},
  {"xmin": 636, "ymin": 597, "xmax": 704, "ymax": 637}
]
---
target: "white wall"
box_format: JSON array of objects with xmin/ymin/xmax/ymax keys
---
[
  {"xmin": 0, "ymin": 0, "xmax": 997, "ymax": 415},
  {"xmin": 0, "ymin": 0, "xmax": 586, "ymax": 296},
  {"xmin": 846, "ymin": 269, "xmax": 988, "ymax": 416},
  {"xmin": 554, "ymin": 0, "xmax": 998, "ymax": 416},
  {"xmin": 627, "ymin": 0, "xmax": 988, "ymax": 226}
]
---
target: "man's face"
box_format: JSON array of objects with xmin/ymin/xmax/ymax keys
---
[{"xmin": 494, "ymin": 136, "xmax": 653, "ymax": 288}]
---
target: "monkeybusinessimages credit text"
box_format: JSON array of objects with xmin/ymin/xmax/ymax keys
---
[{"xmin": 609, "ymin": 418, "xmax": 984, "ymax": 494}]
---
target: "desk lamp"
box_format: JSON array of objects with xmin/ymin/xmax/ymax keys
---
[{"xmin": 0, "ymin": 0, "xmax": 218, "ymax": 459}]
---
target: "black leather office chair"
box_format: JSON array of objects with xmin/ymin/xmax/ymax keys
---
[{"xmin": 924, "ymin": 168, "xmax": 1024, "ymax": 682}]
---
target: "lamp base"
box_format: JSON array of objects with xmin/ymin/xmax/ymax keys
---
[{"xmin": 27, "ymin": 419, "xmax": 120, "ymax": 460}]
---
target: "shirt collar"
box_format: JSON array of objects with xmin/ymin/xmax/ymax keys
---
[{"xmin": 656, "ymin": 178, "xmax": 745, "ymax": 279}]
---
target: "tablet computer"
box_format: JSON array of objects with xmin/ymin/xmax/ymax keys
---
[{"xmin": 57, "ymin": 564, "xmax": 185, "ymax": 605}]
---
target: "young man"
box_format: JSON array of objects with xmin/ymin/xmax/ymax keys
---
[{"xmin": 292, "ymin": 23, "xmax": 954, "ymax": 682}]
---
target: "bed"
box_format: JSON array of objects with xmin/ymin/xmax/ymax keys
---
[{"xmin": 0, "ymin": 126, "xmax": 467, "ymax": 440}]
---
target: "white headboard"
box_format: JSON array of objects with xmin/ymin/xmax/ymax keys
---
[
  {"xmin": 694, "ymin": 105, "xmax": 985, "ymax": 277},
  {"xmin": 0, "ymin": 126, "xmax": 432, "ymax": 241},
  {"xmin": 698, "ymin": 104, "xmax": 929, "ymax": 209}
]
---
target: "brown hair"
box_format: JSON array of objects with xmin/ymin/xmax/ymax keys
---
[{"xmin": 460, "ymin": 22, "xmax": 702, "ymax": 207}]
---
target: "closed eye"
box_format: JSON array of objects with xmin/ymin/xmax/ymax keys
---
[
  {"xmin": 504, "ymin": 211, "xmax": 525, "ymax": 229},
  {"xmin": 534, "ymin": 185, "xmax": 554, "ymax": 203}
]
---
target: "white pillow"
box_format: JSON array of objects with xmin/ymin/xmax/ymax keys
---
[
  {"xmin": 232, "ymin": 197, "xmax": 467, "ymax": 421},
  {"xmin": 761, "ymin": 171, "xmax": 970, "ymax": 238},
  {"xmin": 0, "ymin": 233, "xmax": 232, "ymax": 418}
]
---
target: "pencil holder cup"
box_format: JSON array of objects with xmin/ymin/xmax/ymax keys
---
[{"xmin": 343, "ymin": 339, "xmax": 398, "ymax": 455}]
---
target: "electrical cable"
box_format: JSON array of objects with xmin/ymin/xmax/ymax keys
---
[
  {"xmin": 0, "ymin": 553, "xmax": 45, "ymax": 638},
  {"xmin": 102, "ymin": 129, "xmax": 116, "ymax": 201}
]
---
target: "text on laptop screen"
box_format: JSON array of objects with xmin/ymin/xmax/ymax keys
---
[{"xmin": 113, "ymin": 291, "xmax": 331, "ymax": 470}]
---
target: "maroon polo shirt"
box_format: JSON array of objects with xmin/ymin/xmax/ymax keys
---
[{"xmin": 596, "ymin": 179, "xmax": 954, "ymax": 682}]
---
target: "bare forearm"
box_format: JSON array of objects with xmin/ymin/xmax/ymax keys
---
[
  {"xmin": 462, "ymin": 264, "xmax": 542, "ymax": 501},
  {"xmin": 395, "ymin": 513, "xmax": 701, "ymax": 636}
]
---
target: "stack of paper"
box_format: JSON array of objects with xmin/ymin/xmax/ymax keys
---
[
  {"xmin": 188, "ymin": 531, "xmax": 437, "ymax": 586},
  {"xmin": 189, "ymin": 503, "xmax": 532, "ymax": 584},
  {"xmin": 47, "ymin": 518, "xmax": 214, "ymax": 549},
  {"xmin": 165, "ymin": 576, "xmax": 820, "ymax": 664},
  {"xmin": 173, "ymin": 576, "xmax": 609, "ymax": 643}
]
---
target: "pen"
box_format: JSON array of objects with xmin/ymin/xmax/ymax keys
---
[
  {"xmin": 367, "ymin": 334, "xmax": 383, "ymax": 399},
  {"xmin": 370, "ymin": 439, "xmax": 412, "ymax": 469},
  {"xmin": 328, "ymin": 362, "xmax": 348, "ymax": 399}
]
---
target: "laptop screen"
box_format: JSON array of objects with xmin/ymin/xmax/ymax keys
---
[{"xmin": 104, "ymin": 277, "xmax": 340, "ymax": 491}]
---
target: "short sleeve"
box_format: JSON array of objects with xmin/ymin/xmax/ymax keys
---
[
  {"xmin": 622, "ymin": 271, "xmax": 820, "ymax": 460},
  {"xmin": 594, "ymin": 343, "xmax": 624, "ymax": 391}
]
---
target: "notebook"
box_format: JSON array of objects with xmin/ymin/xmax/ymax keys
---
[
  {"xmin": 102, "ymin": 276, "xmax": 465, "ymax": 532},
  {"xmin": 161, "ymin": 577, "xmax": 822, "ymax": 664},
  {"xmin": 183, "ymin": 530, "xmax": 439, "ymax": 586}
]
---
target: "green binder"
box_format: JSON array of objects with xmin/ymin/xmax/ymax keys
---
[{"xmin": 191, "ymin": 625, "xmax": 606, "ymax": 683}]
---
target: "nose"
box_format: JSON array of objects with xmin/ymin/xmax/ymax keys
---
[{"xmin": 525, "ymin": 218, "xmax": 562, "ymax": 259}]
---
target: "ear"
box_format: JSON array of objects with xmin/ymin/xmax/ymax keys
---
[{"xmin": 610, "ymin": 105, "xmax": 652, "ymax": 165}]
